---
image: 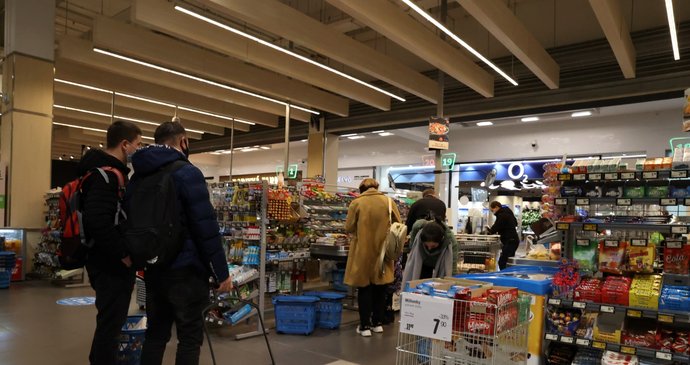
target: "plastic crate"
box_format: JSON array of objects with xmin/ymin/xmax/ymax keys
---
[
  {"xmin": 117, "ymin": 315, "xmax": 146, "ymax": 365},
  {"xmin": 332, "ymin": 269, "xmax": 348, "ymax": 292},
  {"xmin": 0, "ymin": 271, "xmax": 10, "ymax": 289},
  {"xmin": 304, "ymin": 291, "xmax": 346, "ymax": 329},
  {"xmin": 272, "ymin": 295, "xmax": 319, "ymax": 335}
]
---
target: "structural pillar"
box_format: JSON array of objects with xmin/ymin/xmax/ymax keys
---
[
  {"xmin": 306, "ymin": 117, "xmax": 325, "ymax": 178},
  {"xmin": 323, "ymin": 134, "xmax": 340, "ymax": 189},
  {"xmin": 1, "ymin": 0, "xmax": 55, "ymax": 227}
]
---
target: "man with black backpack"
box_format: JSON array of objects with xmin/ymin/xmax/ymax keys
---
[
  {"xmin": 78, "ymin": 120, "xmax": 142, "ymax": 365},
  {"xmin": 127, "ymin": 121, "xmax": 232, "ymax": 365}
]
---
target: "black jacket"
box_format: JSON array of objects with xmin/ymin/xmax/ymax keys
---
[
  {"xmin": 488, "ymin": 207, "xmax": 520, "ymax": 243},
  {"xmin": 128, "ymin": 145, "xmax": 229, "ymax": 283},
  {"xmin": 406, "ymin": 197, "xmax": 447, "ymax": 233},
  {"xmin": 78, "ymin": 149, "xmax": 130, "ymax": 274}
]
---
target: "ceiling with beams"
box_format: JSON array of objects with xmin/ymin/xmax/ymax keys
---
[{"xmin": 50, "ymin": 0, "xmax": 690, "ymax": 159}]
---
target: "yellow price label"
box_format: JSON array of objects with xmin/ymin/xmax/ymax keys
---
[
  {"xmin": 658, "ymin": 314, "xmax": 674, "ymax": 324},
  {"xmin": 627, "ymin": 310, "xmax": 642, "ymax": 318},
  {"xmin": 620, "ymin": 346, "xmax": 636, "ymax": 355},
  {"xmin": 592, "ymin": 341, "xmax": 606, "ymax": 350}
]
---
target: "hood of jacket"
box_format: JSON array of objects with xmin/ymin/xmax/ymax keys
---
[
  {"xmin": 77, "ymin": 149, "xmax": 129, "ymax": 176},
  {"xmin": 131, "ymin": 145, "xmax": 187, "ymax": 176}
]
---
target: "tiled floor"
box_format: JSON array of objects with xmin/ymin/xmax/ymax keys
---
[{"xmin": 0, "ymin": 280, "xmax": 399, "ymax": 365}]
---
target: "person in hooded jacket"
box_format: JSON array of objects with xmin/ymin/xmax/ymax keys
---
[
  {"xmin": 128, "ymin": 122, "xmax": 232, "ymax": 365},
  {"xmin": 80, "ymin": 120, "xmax": 142, "ymax": 365},
  {"xmin": 487, "ymin": 201, "xmax": 520, "ymax": 270},
  {"xmin": 403, "ymin": 217, "xmax": 458, "ymax": 283}
]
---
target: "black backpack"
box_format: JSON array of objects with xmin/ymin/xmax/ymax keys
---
[{"xmin": 125, "ymin": 160, "xmax": 188, "ymax": 270}]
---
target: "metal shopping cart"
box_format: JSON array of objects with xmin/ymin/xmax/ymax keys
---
[
  {"xmin": 454, "ymin": 234, "xmax": 501, "ymax": 273},
  {"xmin": 396, "ymin": 293, "xmax": 529, "ymax": 365}
]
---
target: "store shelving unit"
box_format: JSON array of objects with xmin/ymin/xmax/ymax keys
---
[
  {"xmin": 545, "ymin": 168, "xmax": 690, "ymax": 363},
  {"xmin": 31, "ymin": 191, "xmax": 61, "ymax": 278}
]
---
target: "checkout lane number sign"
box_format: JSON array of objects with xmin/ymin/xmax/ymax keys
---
[{"xmin": 400, "ymin": 292, "xmax": 454, "ymax": 341}]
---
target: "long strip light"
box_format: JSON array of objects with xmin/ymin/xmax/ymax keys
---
[
  {"xmin": 665, "ymin": 0, "xmax": 680, "ymax": 60},
  {"xmin": 53, "ymin": 104, "xmax": 206, "ymax": 134},
  {"xmin": 53, "ymin": 121, "xmax": 155, "ymax": 141},
  {"xmin": 174, "ymin": 5, "xmax": 406, "ymax": 102},
  {"xmin": 54, "ymin": 79, "xmax": 254, "ymax": 125},
  {"xmin": 93, "ymin": 48, "xmax": 320, "ymax": 115},
  {"xmin": 401, "ymin": 0, "xmax": 518, "ymax": 86}
]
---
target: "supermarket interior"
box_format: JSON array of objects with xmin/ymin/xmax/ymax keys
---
[{"xmin": 2, "ymin": 0, "xmax": 690, "ymax": 365}]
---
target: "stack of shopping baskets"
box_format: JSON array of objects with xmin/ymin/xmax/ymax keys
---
[{"xmin": 0, "ymin": 252, "xmax": 16, "ymax": 289}]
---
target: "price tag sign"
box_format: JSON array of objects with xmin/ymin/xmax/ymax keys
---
[
  {"xmin": 656, "ymin": 351, "xmax": 673, "ymax": 361},
  {"xmin": 400, "ymin": 293, "xmax": 454, "ymax": 341},
  {"xmin": 617, "ymin": 198, "xmax": 632, "ymax": 206},
  {"xmin": 548, "ymin": 298, "xmax": 562, "ymax": 306},
  {"xmin": 605, "ymin": 173, "xmax": 620, "ymax": 180},
  {"xmin": 573, "ymin": 301, "xmax": 587, "ymax": 309},
  {"xmin": 592, "ymin": 341, "xmax": 606, "ymax": 350},
  {"xmin": 557, "ymin": 223, "xmax": 570, "ymax": 231},
  {"xmin": 545, "ymin": 334, "xmax": 559, "ymax": 341},
  {"xmin": 631, "ymin": 239, "xmax": 648, "ymax": 247},
  {"xmin": 583, "ymin": 223, "xmax": 598, "ymax": 232},
  {"xmin": 604, "ymin": 240, "xmax": 620, "ymax": 248},
  {"xmin": 685, "ymin": 198, "xmax": 690, "ymax": 206},
  {"xmin": 576, "ymin": 338, "xmax": 591, "ymax": 346},
  {"xmin": 666, "ymin": 240, "xmax": 683, "ymax": 249},
  {"xmin": 576, "ymin": 198, "xmax": 591, "ymax": 206},
  {"xmin": 643, "ymin": 171, "xmax": 659, "ymax": 179},
  {"xmin": 576, "ymin": 239, "xmax": 590, "ymax": 247},
  {"xmin": 620, "ymin": 172, "xmax": 636, "ymax": 180},
  {"xmin": 627, "ymin": 309, "xmax": 642, "ymax": 318},
  {"xmin": 620, "ymin": 346, "xmax": 636, "ymax": 355},
  {"xmin": 600, "ymin": 305, "xmax": 615, "ymax": 313},
  {"xmin": 658, "ymin": 314, "xmax": 674, "ymax": 324},
  {"xmin": 661, "ymin": 198, "xmax": 678, "ymax": 206},
  {"xmin": 560, "ymin": 336, "xmax": 574, "ymax": 344},
  {"xmin": 672, "ymin": 226, "xmax": 689, "ymax": 234},
  {"xmin": 671, "ymin": 170, "xmax": 688, "ymax": 178},
  {"xmin": 589, "ymin": 173, "xmax": 602, "ymax": 180},
  {"xmin": 558, "ymin": 174, "xmax": 572, "ymax": 181},
  {"xmin": 555, "ymin": 198, "xmax": 569, "ymax": 206},
  {"xmin": 573, "ymin": 174, "xmax": 587, "ymax": 181}
]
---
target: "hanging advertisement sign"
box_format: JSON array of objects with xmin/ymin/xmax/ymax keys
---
[
  {"xmin": 428, "ymin": 117, "xmax": 449, "ymax": 150},
  {"xmin": 683, "ymin": 89, "xmax": 690, "ymax": 132}
]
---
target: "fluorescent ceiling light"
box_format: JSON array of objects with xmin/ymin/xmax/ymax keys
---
[
  {"xmin": 300, "ymin": 139, "xmax": 308, "ymax": 142},
  {"xmin": 348, "ymin": 135, "xmax": 366, "ymax": 140},
  {"xmin": 401, "ymin": 0, "xmax": 518, "ymax": 86},
  {"xmin": 54, "ymin": 79, "xmax": 254, "ymax": 125},
  {"xmin": 371, "ymin": 130, "xmax": 385, "ymax": 134},
  {"xmin": 174, "ymin": 5, "xmax": 405, "ymax": 102},
  {"xmin": 209, "ymin": 152, "xmax": 223, "ymax": 155},
  {"xmin": 241, "ymin": 148, "xmax": 259, "ymax": 152},
  {"xmin": 379, "ymin": 132, "xmax": 394, "ymax": 136},
  {"xmin": 665, "ymin": 0, "xmax": 680, "ymax": 60},
  {"xmin": 521, "ymin": 116, "xmax": 539, "ymax": 122},
  {"xmin": 260, "ymin": 146, "xmax": 271, "ymax": 150},
  {"xmin": 93, "ymin": 48, "xmax": 320, "ymax": 115},
  {"xmin": 221, "ymin": 150, "xmax": 234, "ymax": 154},
  {"xmin": 476, "ymin": 121, "xmax": 493, "ymax": 126},
  {"xmin": 571, "ymin": 111, "xmax": 592, "ymax": 118},
  {"xmin": 53, "ymin": 104, "xmax": 206, "ymax": 134},
  {"xmin": 341, "ymin": 133, "xmax": 358, "ymax": 137},
  {"xmin": 53, "ymin": 121, "xmax": 154, "ymax": 140}
]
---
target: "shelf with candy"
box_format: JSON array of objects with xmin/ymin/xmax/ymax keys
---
[
  {"xmin": 264, "ymin": 221, "xmax": 310, "ymax": 294},
  {"xmin": 32, "ymin": 191, "xmax": 62, "ymax": 277},
  {"xmin": 546, "ymin": 340, "xmax": 686, "ymax": 365}
]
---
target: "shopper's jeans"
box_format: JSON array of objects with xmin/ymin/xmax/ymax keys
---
[
  {"xmin": 141, "ymin": 267, "xmax": 209, "ymax": 365},
  {"xmin": 357, "ymin": 284, "xmax": 387, "ymax": 329},
  {"xmin": 498, "ymin": 238, "xmax": 520, "ymax": 270},
  {"xmin": 87, "ymin": 267, "xmax": 135, "ymax": 365}
]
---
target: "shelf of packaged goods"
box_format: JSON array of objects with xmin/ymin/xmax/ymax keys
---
[
  {"xmin": 508, "ymin": 257, "xmax": 561, "ymax": 268},
  {"xmin": 555, "ymin": 197, "xmax": 687, "ymax": 206},
  {"xmin": 556, "ymin": 222, "xmax": 689, "ymax": 233},
  {"xmin": 304, "ymin": 205, "xmax": 348, "ymax": 212},
  {"xmin": 218, "ymin": 221, "xmax": 259, "ymax": 228},
  {"xmin": 543, "ymin": 333, "xmax": 689, "ymax": 362},
  {"xmin": 233, "ymin": 271, "xmax": 260, "ymax": 287},
  {"xmin": 267, "ymin": 255, "xmax": 311, "ymax": 265},
  {"xmin": 557, "ymin": 170, "xmax": 690, "ymax": 182},
  {"xmin": 206, "ymin": 308, "xmax": 258, "ymax": 327},
  {"xmin": 546, "ymin": 298, "xmax": 690, "ymax": 324}
]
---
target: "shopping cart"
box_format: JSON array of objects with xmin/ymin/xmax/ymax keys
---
[
  {"xmin": 395, "ymin": 293, "xmax": 529, "ymax": 365},
  {"xmin": 454, "ymin": 234, "xmax": 501, "ymax": 273}
]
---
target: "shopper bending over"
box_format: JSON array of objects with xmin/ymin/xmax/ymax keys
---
[
  {"xmin": 345, "ymin": 179, "xmax": 401, "ymax": 337},
  {"xmin": 403, "ymin": 217, "xmax": 456, "ymax": 283},
  {"xmin": 488, "ymin": 201, "xmax": 520, "ymax": 270},
  {"xmin": 405, "ymin": 188, "xmax": 446, "ymax": 234},
  {"xmin": 129, "ymin": 122, "xmax": 233, "ymax": 365},
  {"xmin": 80, "ymin": 121, "xmax": 142, "ymax": 365}
]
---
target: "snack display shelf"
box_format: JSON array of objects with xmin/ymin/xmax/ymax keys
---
[
  {"xmin": 267, "ymin": 256, "xmax": 311, "ymax": 265},
  {"xmin": 555, "ymin": 197, "xmax": 687, "ymax": 206},
  {"xmin": 218, "ymin": 290, "xmax": 261, "ymax": 312},
  {"xmin": 557, "ymin": 170, "xmax": 690, "ymax": 182},
  {"xmin": 556, "ymin": 221, "xmax": 690, "ymax": 233},
  {"xmin": 546, "ymin": 297, "xmax": 690, "ymax": 324},
  {"xmin": 233, "ymin": 271, "xmax": 260, "ymax": 287},
  {"xmin": 304, "ymin": 205, "xmax": 348, "ymax": 213},
  {"xmin": 508, "ymin": 257, "xmax": 561, "ymax": 268},
  {"xmin": 544, "ymin": 332, "xmax": 689, "ymax": 362}
]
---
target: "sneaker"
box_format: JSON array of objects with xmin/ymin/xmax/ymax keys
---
[
  {"xmin": 356, "ymin": 326, "xmax": 372, "ymax": 337},
  {"xmin": 372, "ymin": 325, "xmax": 384, "ymax": 333}
]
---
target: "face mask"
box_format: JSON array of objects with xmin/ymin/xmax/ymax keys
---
[
  {"xmin": 127, "ymin": 153, "xmax": 134, "ymax": 164},
  {"xmin": 181, "ymin": 140, "xmax": 190, "ymax": 158}
]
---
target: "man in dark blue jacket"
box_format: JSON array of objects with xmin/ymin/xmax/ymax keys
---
[{"xmin": 130, "ymin": 122, "xmax": 232, "ymax": 365}]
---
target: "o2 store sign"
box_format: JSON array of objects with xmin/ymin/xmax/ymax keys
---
[{"xmin": 459, "ymin": 161, "xmax": 545, "ymax": 190}]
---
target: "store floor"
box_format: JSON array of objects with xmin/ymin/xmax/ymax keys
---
[{"xmin": 0, "ymin": 281, "xmax": 398, "ymax": 365}]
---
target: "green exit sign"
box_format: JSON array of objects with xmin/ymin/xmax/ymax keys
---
[{"xmin": 441, "ymin": 153, "xmax": 456, "ymax": 171}]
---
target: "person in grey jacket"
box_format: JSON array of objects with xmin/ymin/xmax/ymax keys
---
[{"xmin": 403, "ymin": 218, "xmax": 454, "ymax": 284}]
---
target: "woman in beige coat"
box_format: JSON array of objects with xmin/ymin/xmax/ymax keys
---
[{"xmin": 344, "ymin": 179, "xmax": 401, "ymax": 337}]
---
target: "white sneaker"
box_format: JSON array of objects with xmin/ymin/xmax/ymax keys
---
[
  {"xmin": 356, "ymin": 326, "xmax": 372, "ymax": 337},
  {"xmin": 372, "ymin": 326, "xmax": 384, "ymax": 333}
]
